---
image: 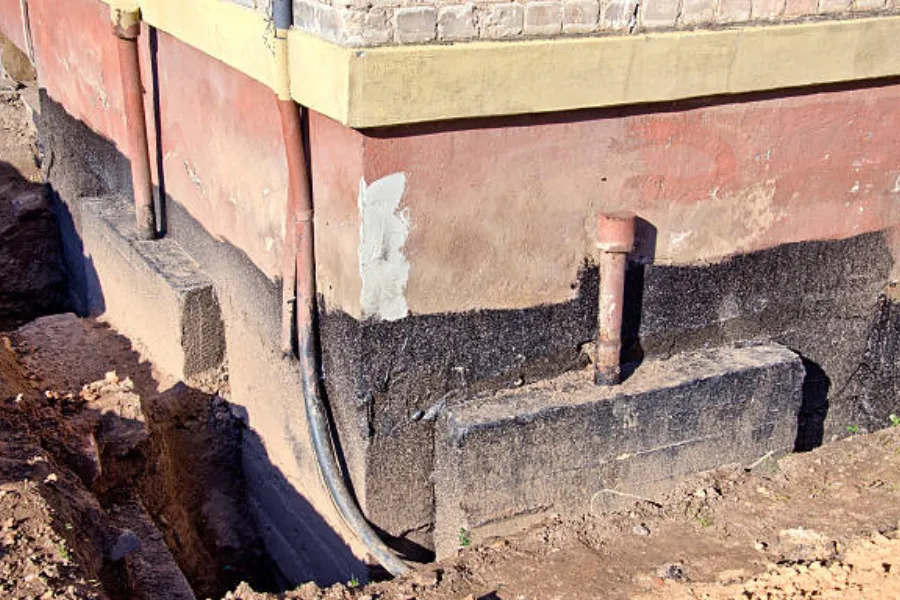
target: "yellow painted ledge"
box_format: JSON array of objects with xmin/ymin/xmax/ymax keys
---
[{"xmin": 99, "ymin": 0, "xmax": 900, "ymax": 128}]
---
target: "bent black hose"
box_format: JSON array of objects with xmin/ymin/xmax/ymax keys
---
[{"xmin": 297, "ymin": 319, "xmax": 409, "ymax": 576}]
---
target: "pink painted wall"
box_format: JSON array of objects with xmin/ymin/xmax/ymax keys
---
[
  {"xmin": 0, "ymin": 0, "xmax": 26, "ymax": 51},
  {"xmin": 24, "ymin": 0, "xmax": 288, "ymax": 281},
  {"xmin": 310, "ymin": 84, "xmax": 900, "ymax": 317},
  {"xmin": 28, "ymin": 0, "xmax": 127, "ymax": 145},
  {"xmin": 143, "ymin": 28, "xmax": 288, "ymax": 279},
  {"xmin": 6, "ymin": 0, "xmax": 900, "ymax": 320}
]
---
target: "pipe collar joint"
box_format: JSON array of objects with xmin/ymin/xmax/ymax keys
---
[
  {"xmin": 595, "ymin": 211, "xmax": 636, "ymax": 254},
  {"xmin": 111, "ymin": 3, "xmax": 142, "ymax": 39}
]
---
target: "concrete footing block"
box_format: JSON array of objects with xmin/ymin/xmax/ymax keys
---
[
  {"xmin": 79, "ymin": 198, "xmax": 225, "ymax": 380},
  {"xmin": 433, "ymin": 343, "xmax": 804, "ymax": 556}
]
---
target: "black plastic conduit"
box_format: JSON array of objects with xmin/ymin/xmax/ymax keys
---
[{"xmin": 273, "ymin": 0, "xmax": 409, "ymax": 578}]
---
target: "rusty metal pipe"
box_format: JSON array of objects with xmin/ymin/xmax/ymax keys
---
[
  {"xmin": 279, "ymin": 98, "xmax": 304, "ymax": 353},
  {"xmin": 112, "ymin": 4, "xmax": 156, "ymax": 240},
  {"xmin": 595, "ymin": 212, "xmax": 635, "ymax": 386}
]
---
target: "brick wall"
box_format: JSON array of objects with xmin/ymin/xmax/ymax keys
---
[{"xmin": 273, "ymin": 0, "xmax": 899, "ymax": 46}]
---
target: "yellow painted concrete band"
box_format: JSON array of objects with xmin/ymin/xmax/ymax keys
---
[
  {"xmin": 96, "ymin": 0, "xmax": 900, "ymax": 128},
  {"xmin": 340, "ymin": 16, "xmax": 900, "ymax": 127},
  {"xmin": 129, "ymin": 0, "xmax": 275, "ymax": 88}
]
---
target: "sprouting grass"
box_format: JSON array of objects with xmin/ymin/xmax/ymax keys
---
[
  {"xmin": 847, "ymin": 424, "xmax": 860, "ymax": 434},
  {"xmin": 458, "ymin": 527, "xmax": 471, "ymax": 548},
  {"xmin": 889, "ymin": 413, "xmax": 900, "ymax": 427},
  {"xmin": 347, "ymin": 574, "xmax": 360, "ymax": 588}
]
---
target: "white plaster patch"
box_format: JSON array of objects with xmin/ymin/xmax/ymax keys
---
[{"xmin": 358, "ymin": 173, "xmax": 411, "ymax": 321}]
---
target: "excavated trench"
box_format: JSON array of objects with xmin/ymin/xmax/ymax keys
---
[
  {"xmin": 1, "ymin": 314, "xmax": 286, "ymax": 599},
  {"xmin": 0, "ymin": 84, "xmax": 286, "ymax": 599}
]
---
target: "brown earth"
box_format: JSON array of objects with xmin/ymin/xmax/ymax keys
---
[
  {"xmin": 9, "ymin": 311, "xmax": 896, "ymax": 600},
  {"xmin": 0, "ymin": 312, "xmax": 279, "ymax": 600},
  {"xmin": 226, "ymin": 422, "xmax": 900, "ymax": 600}
]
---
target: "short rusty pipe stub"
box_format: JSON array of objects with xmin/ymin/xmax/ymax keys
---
[
  {"xmin": 594, "ymin": 212, "xmax": 635, "ymax": 386},
  {"xmin": 595, "ymin": 211, "xmax": 636, "ymax": 254}
]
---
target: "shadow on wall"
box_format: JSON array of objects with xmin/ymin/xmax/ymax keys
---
[
  {"xmin": 51, "ymin": 190, "xmax": 105, "ymax": 317},
  {"xmin": 794, "ymin": 357, "xmax": 831, "ymax": 452},
  {"xmin": 620, "ymin": 216, "xmax": 657, "ymax": 375},
  {"xmin": 242, "ymin": 426, "xmax": 368, "ymax": 585}
]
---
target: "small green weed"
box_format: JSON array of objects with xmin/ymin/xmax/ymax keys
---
[
  {"xmin": 347, "ymin": 574, "xmax": 360, "ymax": 589},
  {"xmin": 890, "ymin": 413, "xmax": 900, "ymax": 427},
  {"xmin": 458, "ymin": 527, "xmax": 471, "ymax": 548},
  {"xmin": 696, "ymin": 516, "xmax": 713, "ymax": 528},
  {"xmin": 57, "ymin": 542, "xmax": 69, "ymax": 561},
  {"xmin": 847, "ymin": 424, "xmax": 860, "ymax": 434}
]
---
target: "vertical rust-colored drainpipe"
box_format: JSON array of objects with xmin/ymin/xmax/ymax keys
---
[
  {"xmin": 594, "ymin": 212, "xmax": 635, "ymax": 386},
  {"xmin": 272, "ymin": 1, "xmax": 408, "ymax": 576},
  {"xmin": 277, "ymin": 76, "xmax": 304, "ymax": 352},
  {"xmin": 111, "ymin": 2, "xmax": 156, "ymax": 240}
]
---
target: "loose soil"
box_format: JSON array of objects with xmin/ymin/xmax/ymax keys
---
[
  {"xmin": 0, "ymin": 312, "xmax": 280, "ymax": 600},
  {"xmin": 227, "ymin": 424, "xmax": 900, "ymax": 600}
]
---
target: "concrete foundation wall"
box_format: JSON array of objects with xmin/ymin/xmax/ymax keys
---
[
  {"xmin": 434, "ymin": 343, "xmax": 805, "ymax": 556},
  {"xmin": 317, "ymin": 229, "xmax": 898, "ymax": 555}
]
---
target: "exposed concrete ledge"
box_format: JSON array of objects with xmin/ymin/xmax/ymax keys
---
[
  {"xmin": 81, "ymin": 0, "xmax": 900, "ymax": 127},
  {"xmin": 79, "ymin": 197, "xmax": 226, "ymax": 380},
  {"xmin": 434, "ymin": 343, "xmax": 804, "ymax": 556}
]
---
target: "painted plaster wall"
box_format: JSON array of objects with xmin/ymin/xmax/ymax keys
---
[
  {"xmin": 0, "ymin": 0, "xmax": 25, "ymax": 52},
  {"xmin": 287, "ymin": 0, "xmax": 900, "ymax": 46},
  {"xmin": 5, "ymin": 1, "xmax": 900, "ymax": 321},
  {"xmin": 313, "ymin": 82, "xmax": 900, "ymax": 319},
  {"xmin": 143, "ymin": 27, "xmax": 288, "ymax": 280},
  {"xmin": 23, "ymin": 0, "xmax": 288, "ymax": 282}
]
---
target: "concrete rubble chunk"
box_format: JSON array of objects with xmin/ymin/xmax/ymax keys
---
[{"xmin": 434, "ymin": 343, "xmax": 804, "ymax": 556}]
